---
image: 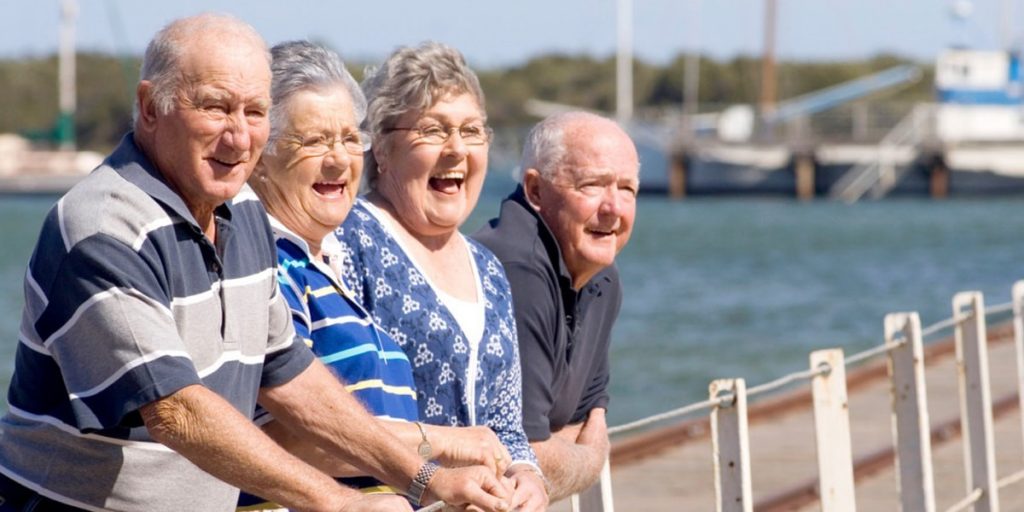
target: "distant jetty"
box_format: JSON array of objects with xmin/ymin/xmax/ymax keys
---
[{"xmin": 0, "ymin": 133, "xmax": 102, "ymax": 195}]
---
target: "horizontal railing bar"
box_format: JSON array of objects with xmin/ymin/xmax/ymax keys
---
[
  {"xmin": 747, "ymin": 365, "xmax": 826, "ymax": 397},
  {"xmin": 943, "ymin": 487, "xmax": 982, "ymax": 512},
  {"xmin": 608, "ymin": 396, "xmax": 727, "ymax": 436},
  {"xmin": 996, "ymin": 468, "xmax": 1024, "ymax": 489},
  {"xmin": 844, "ymin": 340, "xmax": 904, "ymax": 366}
]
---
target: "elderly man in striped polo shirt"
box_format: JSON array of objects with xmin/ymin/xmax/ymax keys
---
[{"xmin": 0, "ymin": 14, "xmax": 510, "ymax": 512}]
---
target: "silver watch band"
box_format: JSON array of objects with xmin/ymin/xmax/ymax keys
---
[{"xmin": 407, "ymin": 461, "xmax": 440, "ymax": 506}]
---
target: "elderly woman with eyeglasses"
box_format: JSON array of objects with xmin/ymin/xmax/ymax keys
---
[
  {"xmin": 335, "ymin": 42, "xmax": 549, "ymax": 512},
  {"xmin": 239, "ymin": 41, "xmax": 516, "ymax": 512}
]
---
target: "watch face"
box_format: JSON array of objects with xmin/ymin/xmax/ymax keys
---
[{"xmin": 418, "ymin": 441, "xmax": 432, "ymax": 460}]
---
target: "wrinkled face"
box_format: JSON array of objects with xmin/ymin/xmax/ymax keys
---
[
  {"xmin": 374, "ymin": 93, "xmax": 488, "ymax": 238},
  {"xmin": 142, "ymin": 38, "xmax": 271, "ymax": 218},
  {"xmin": 259, "ymin": 88, "xmax": 362, "ymax": 244},
  {"xmin": 528, "ymin": 126, "xmax": 639, "ymax": 288}
]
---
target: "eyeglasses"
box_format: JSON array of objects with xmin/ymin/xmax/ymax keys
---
[
  {"xmin": 385, "ymin": 123, "xmax": 493, "ymax": 146},
  {"xmin": 280, "ymin": 130, "xmax": 372, "ymax": 156}
]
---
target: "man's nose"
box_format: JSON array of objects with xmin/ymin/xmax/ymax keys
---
[
  {"xmin": 222, "ymin": 110, "xmax": 252, "ymax": 153},
  {"xmin": 599, "ymin": 186, "xmax": 624, "ymax": 217}
]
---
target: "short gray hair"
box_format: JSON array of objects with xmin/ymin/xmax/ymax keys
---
[
  {"xmin": 265, "ymin": 40, "xmax": 367, "ymax": 154},
  {"xmin": 133, "ymin": 13, "xmax": 268, "ymax": 125},
  {"xmin": 521, "ymin": 112, "xmax": 615, "ymax": 180},
  {"xmin": 361, "ymin": 41, "xmax": 485, "ymax": 189}
]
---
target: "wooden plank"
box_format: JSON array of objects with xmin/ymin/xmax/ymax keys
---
[
  {"xmin": 711, "ymin": 378, "xmax": 753, "ymax": 512},
  {"xmin": 811, "ymin": 348, "xmax": 856, "ymax": 512},
  {"xmin": 953, "ymin": 291, "xmax": 1000, "ymax": 511},
  {"xmin": 885, "ymin": 312, "xmax": 936, "ymax": 512}
]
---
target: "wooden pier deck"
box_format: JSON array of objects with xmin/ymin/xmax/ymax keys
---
[{"xmin": 552, "ymin": 324, "xmax": 1024, "ymax": 511}]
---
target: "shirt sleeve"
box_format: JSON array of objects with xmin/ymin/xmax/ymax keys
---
[{"xmin": 502, "ymin": 262, "xmax": 561, "ymax": 442}]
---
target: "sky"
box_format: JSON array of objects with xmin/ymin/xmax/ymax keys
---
[{"xmin": 0, "ymin": 0, "xmax": 1021, "ymax": 69}]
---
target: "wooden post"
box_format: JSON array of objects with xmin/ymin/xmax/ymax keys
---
[
  {"xmin": 929, "ymin": 155, "xmax": 949, "ymax": 199},
  {"xmin": 710, "ymin": 378, "xmax": 753, "ymax": 512},
  {"xmin": 794, "ymin": 152, "xmax": 816, "ymax": 201},
  {"xmin": 810, "ymin": 349, "xmax": 856, "ymax": 512},
  {"xmin": 572, "ymin": 459, "xmax": 614, "ymax": 512},
  {"xmin": 885, "ymin": 312, "xmax": 937, "ymax": 512},
  {"xmin": 953, "ymin": 292, "xmax": 1000, "ymax": 511},
  {"xmin": 1012, "ymin": 280, "xmax": 1024, "ymax": 463},
  {"xmin": 669, "ymin": 150, "xmax": 688, "ymax": 200}
]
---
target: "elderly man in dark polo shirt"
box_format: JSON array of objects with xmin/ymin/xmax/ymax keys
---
[{"xmin": 474, "ymin": 111, "xmax": 639, "ymax": 501}]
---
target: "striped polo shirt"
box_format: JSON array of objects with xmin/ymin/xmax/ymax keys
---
[
  {"xmin": 238, "ymin": 208, "xmax": 417, "ymax": 507},
  {"xmin": 0, "ymin": 134, "xmax": 314, "ymax": 511}
]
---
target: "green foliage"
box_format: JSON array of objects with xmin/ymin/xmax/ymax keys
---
[{"xmin": 0, "ymin": 51, "xmax": 936, "ymax": 151}]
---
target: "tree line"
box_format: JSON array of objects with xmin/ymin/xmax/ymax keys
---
[{"xmin": 0, "ymin": 51, "xmax": 934, "ymax": 152}]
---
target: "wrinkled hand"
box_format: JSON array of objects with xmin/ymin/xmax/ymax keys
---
[
  {"xmin": 425, "ymin": 465, "xmax": 513, "ymax": 512},
  {"xmin": 432, "ymin": 425, "xmax": 512, "ymax": 475},
  {"xmin": 506, "ymin": 466, "xmax": 548, "ymax": 512},
  {"xmin": 336, "ymin": 493, "xmax": 413, "ymax": 511}
]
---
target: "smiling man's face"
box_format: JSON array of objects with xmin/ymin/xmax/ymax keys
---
[
  {"xmin": 526, "ymin": 120, "xmax": 639, "ymax": 289},
  {"xmin": 143, "ymin": 34, "xmax": 271, "ymax": 220}
]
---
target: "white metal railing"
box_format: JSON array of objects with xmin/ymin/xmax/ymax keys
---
[{"xmin": 570, "ymin": 279, "xmax": 1024, "ymax": 512}]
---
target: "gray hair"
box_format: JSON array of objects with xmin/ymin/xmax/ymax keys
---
[
  {"xmin": 361, "ymin": 41, "xmax": 486, "ymax": 189},
  {"xmin": 133, "ymin": 13, "xmax": 268, "ymax": 125},
  {"xmin": 265, "ymin": 40, "xmax": 367, "ymax": 154},
  {"xmin": 521, "ymin": 112, "xmax": 615, "ymax": 180}
]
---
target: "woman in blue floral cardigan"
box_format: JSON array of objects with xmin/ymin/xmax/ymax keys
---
[{"xmin": 336, "ymin": 42, "xmax": 549, "ymax": 512}]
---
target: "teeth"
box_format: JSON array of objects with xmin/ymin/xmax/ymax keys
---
[{"xmin": 432, "ymin": 171, "xmax": 465, "ymax": 180}]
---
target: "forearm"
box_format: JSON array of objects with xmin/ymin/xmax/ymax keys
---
[
  {"xmin": 141, "ymin": 385, "xmax": 353, "ymax": 512},
  {"xmin": 531, "ymin": 413, "xmax": 609, "ymax": 502},
  {"xmin": 259, "ymin": 361, "xmax": 421, "ymax": 491},
  {"xmin": 262, "ymin": 419, "xmax": 362, "ymax": 477}
]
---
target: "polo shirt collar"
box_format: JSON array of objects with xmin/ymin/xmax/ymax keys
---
[
  {"xmin": 263, "ymin": 205, "xmax": 348, "ymax": 291},
  {"xmin": 105, "ymin": 132, "xmax": 234, "ymax": 231}
]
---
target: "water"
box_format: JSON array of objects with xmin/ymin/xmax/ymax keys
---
[{"xmin": 3, "ymin": 191, "xmax": 1024, "ymax": 429}]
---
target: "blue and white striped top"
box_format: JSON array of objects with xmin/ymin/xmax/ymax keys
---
[
  {"xmin": 259, "ymin": 212, "xmax": 418, "ymax": 423},
  {"xmin": 238, "ymin": 211, "xmax": 418, "ymax": 507}
]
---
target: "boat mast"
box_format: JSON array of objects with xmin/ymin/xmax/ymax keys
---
[
  {"xmin": 682, "ymin": 0, "xmax": 702, "ymax": 139},
  {"xmin": 57, "ymin": 0, "xmax": 77, "ymax": 150},
  {"xmin": 616, "ymin": 0, "xmax": 633, "ymax": 124},
  {"xmin": 759, "ymin": 0, "xmax": 777, "ymax": 118}
]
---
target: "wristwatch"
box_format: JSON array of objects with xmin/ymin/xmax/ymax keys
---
[
  {"xmin": 414, "ymin": 421, "xmax": 432, "ymax": 460},
  {"xmin": 407, "ymin": 461, "xmax": 440, "ymax": 506}
]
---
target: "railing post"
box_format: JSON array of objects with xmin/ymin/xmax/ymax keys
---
[
  {"xmin": 1012, "ymin": 280, "xmax": 1024, "ymax": 463},
  {"xmin": 710, "ymin": 378, "xmax": 753, "ymax": 512},
  {"xmin": 810, "ymin": 348, "xmax": 857, "ymax": 512},
  {"xmin": 572, "ymin": 459, "xmax": 614, "ymax": 512},
  {"xmin": 953, "ymin": 291, "xmax": 1000, "ymax": 511},
  {"xmin": 885, "ymin": 312, "xmax": 936, "ymax": 512}
]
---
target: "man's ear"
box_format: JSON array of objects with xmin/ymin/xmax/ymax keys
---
[
  {"xmin": 136, "ymin": 81, "xmax": 159, "ymax": 132},
  {"xmin": 522, "ymin": 168, "xmax": 544, "ymax": 211}
]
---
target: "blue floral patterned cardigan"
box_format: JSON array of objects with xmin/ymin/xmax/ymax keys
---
[{"xmin": 335, "ymin": 199, "xmax": 538, "ymax": 466}]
